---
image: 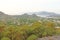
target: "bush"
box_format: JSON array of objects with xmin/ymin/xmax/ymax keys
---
[
  {"xmin": 26, "ymin": 34, "xmax": 38, "ymax": 40},
  {"xmin": 1, "ymin": 37, "xmax": 10, "ymax": 40}
]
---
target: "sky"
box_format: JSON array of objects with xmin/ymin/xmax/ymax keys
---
[{"xmin": 0, "ymin": 0, "xmax": 60, "ymax": 15}]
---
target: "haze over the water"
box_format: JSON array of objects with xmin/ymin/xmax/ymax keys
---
[{"xmin": 0, "ymin": 0, "xmax": 60, "ymax": 15}]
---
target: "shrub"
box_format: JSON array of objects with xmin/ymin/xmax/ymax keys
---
[
  {"xmin": 27, "ymin": 34, "xmax": 38, "ymax": 40},
  {"xmin": 1, "ymin": 37, "xmax": 10, "ymax": 40}
]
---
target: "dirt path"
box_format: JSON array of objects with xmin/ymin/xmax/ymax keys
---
[{"xmin": 38, "ymin": 36, "xmax": 60, "ymax": 40}]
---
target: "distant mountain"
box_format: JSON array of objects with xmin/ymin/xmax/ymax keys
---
[
  {"xmin": 27, "ymin": 11, "xmax": 60, "ymax": 17},
  {"xmin": 48, "ymin": 14, "xmax": 60, "ymax": 18},
  {"xmin": 0, "ymin": 11, "xmax": 60, "ymax": 25},
  {"xmin": 36, "ymin": 11, "xmax": 56, "ymax": 15},
  {"xmin": 0, "ymin": 11, "xmax": 60, "ymax": 18},
  {"xmin": 0, "ymin": 11, "xmax": 60, "ymax": 22},
  {"xmin": 0, "ymin": 11, "xmax": 40, "ymax": 25},
  {"xmin": 0, "ymin": 11, "xmax": 11, "ymax": 20}
]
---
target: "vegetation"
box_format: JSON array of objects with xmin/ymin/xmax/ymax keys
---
[
  {"xmin": 0, "ymin": 20, "xmax": 60, "ymax": 40},
  {"xmin": 0, "ymin": 11, "xmax": 60, "ymax": 40}
]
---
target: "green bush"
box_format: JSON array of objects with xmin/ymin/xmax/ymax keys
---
[
  {"xmin": 1, "ymin": 37, "xmax": 10, "ymax": 40},
  {"xmin": 26, "ymin": 34, "xmax": 38, "ymax": 40}
]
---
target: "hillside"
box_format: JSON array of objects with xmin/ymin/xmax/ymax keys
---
[
  {"xmin": 0, "ymin": 11, "xmax": 40, "ymax": 25},
  {"xmin": 0, "ymin": 11, "xmax": 60, "ymax": 40}
]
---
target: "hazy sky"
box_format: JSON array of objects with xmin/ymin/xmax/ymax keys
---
[{"xmin": 0, "ymin": 0, "xmax": 60, "ymax": 15}]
